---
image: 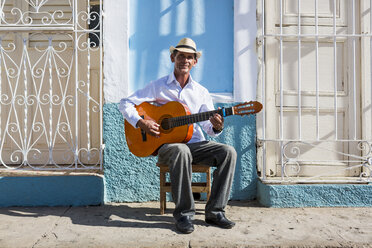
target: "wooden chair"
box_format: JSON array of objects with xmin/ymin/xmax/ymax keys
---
[{"xmin": 156, "ymin": 163, "xmax": 211, "ymax": 215}]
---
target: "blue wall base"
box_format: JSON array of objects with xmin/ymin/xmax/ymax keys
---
[
  {"xmin": 257, "ymin": 180, "xmax": 372, "ymax": 207},
  {"xmin": 0, "ymin": 176, "xmax": 104, "ymax": 207}
]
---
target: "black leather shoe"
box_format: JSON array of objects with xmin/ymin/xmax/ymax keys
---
[
  {"xmin": 205, "ymin": 212, "xmax": 235, "ymax": 229},
  {"xmin": 176, "ymin": 216, "xmax": 194, "ymax": 234}
]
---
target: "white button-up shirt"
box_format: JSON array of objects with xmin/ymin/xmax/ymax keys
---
[{"xmin": 119, "ymin": 73, "xmax": 221, "ymax": 143}]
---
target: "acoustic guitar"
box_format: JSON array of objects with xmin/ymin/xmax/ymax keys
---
[{"xmin": 124, "ymin": 101, "xmax": 263, "ymax": 157}]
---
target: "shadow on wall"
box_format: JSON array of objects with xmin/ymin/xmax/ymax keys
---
[
  {"xmin": 129, "ymin": 0, "xmax": 233, "ymax": 93},
  {"xmin": 104, "ymin": 0, "xmax": 257, "ymax": 202},
  {"xmin": 211, "ymin": 103, "xmax": 258, "ymax": 200}
]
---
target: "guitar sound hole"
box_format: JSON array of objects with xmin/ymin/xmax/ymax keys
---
[{"xmin": 161, "ymin": 118, "xmax": 170, "ymax": 130}]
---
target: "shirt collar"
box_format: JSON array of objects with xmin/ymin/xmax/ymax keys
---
[{"xmin": 167, "ymin": 73, "xmax": 194, "ymax": 88}]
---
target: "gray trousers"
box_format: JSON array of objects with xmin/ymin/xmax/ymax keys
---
[{"xmin": 157, "ymin": 141, "xmax": 237, "ymax": 220}]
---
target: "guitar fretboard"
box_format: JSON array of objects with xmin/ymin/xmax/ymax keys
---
[{"xmin": 167, "ymin": 107, "xmax": 234, "ymax": 129}]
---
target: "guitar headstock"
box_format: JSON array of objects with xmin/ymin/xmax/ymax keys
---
[{"xmin": 233, "ymin": 101, "xmax": 263, "ymax": 116}]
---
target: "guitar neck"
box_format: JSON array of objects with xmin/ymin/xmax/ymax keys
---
[{"xmin": 168, "ymin": 107, "xmax": 234, "ymax": 128}]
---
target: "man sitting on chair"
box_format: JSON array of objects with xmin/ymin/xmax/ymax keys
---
[{"xmin": 119, "ymin": 38, "xmax": 237, "ymax": 234}]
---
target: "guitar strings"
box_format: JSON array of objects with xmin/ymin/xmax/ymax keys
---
[{"xmin": 168, "ymin": 108, "xmax": 232, "ymax": 128}]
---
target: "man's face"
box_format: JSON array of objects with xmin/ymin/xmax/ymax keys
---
[{"xmin": 171, "ymin": 51, "xmax": 198, "ymax": 75}]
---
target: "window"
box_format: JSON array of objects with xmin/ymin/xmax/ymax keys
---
[{"xmin": 257, "ymin": 0, "xmax": 372, "ymax": 183}]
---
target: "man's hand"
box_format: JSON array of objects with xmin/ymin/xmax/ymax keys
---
[
  {"xmin": 209, "ymin": 112, "xmax": 224, "ymax": 132},
  {"xmin": 136, "ymin": 119, "xmax": 160, "ymax": 137}
]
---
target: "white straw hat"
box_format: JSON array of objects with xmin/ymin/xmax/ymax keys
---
[{"xmin": 169, "ymin": 37, "xmax": 202, "ymax": 59}]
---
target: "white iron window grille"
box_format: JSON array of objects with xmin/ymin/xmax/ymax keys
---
[
  {"xmin": 0, "ymin": 0, "xmax": 103, "ymax": 171},
  {"xmin": 257, "ymin": 0, "xmax": 372, "ymax": 183}
]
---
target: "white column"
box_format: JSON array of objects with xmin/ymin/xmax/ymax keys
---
[
  {"xmin": 234, "ymin": 0, "xmax": 257, "ymax": 102},
  {"xmin": 103, "ymin": 0, "xmax": 129, "ymax": 103}
]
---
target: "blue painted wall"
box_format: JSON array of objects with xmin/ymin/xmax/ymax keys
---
[
  {"xmin": 258, "ymin": 181, "xmax": 372, "ymax": 207},
  {"xmin": 103, "ymin": 103, "xmax": 258, "ymax": 202},
  {"xmin": 0, "ymin": 176, "xmax": 104, "ymax": 207},
  {"xmin": 129, "ymin": 0, "xmax": 233, "ymax": 94}
]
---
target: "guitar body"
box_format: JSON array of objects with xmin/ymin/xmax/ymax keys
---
[{"xmin": 124, "ymin": 101, "xmax": 193, "ymax": 157}]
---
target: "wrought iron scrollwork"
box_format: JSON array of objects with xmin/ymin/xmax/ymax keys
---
[
  {"xmin": 0, "ymin": 0, "xmax": 102, "ymax": 170},
  {"xmin": 280, "ymin": 141, "xmax": 372, "ymax": 182}
]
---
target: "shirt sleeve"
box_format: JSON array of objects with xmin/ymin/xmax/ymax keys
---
[
  {"xmin": 199, "ymin": 90, "xmax": 223, "ymax": 138},
  {"xmin": 118, "ymin": 81, "xmax": 157, "ymax": 128}
]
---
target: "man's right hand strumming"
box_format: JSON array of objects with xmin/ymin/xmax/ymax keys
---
[{"xmin": 136, "ymin": 119, "xmax": 160, "ymax": 137}]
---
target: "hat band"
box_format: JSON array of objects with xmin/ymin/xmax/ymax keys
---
[{"xmin": 175, "ymin": 45, "xmax": 197, "ymax": 52}]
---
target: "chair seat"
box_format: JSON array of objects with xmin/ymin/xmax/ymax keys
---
[{"xmin": 156, "ymin": 163, "xmax": 212, "ymax": 215}]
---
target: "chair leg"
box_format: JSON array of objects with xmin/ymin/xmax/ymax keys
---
[
  {"xmin": 160, "ymin": 191, "xmax": 166, "ymax": 215},
  {"xmin": 160, "ymin": 171, "xmax": 166, "ymax": 215},
  {"xmin": 206, "ymin": 168, "xmax": 211, "ymax": 201}
]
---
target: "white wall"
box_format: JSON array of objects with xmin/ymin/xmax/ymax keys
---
[
  {"xmin": 234, "ymin": 0, "xmax": 257, "ymax": 102},
  {"xmin": 103, "ymin": 0, "xmax": 129, "ymax": 103}
]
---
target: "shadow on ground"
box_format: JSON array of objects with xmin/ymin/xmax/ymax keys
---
[{"xmin": 0, "ymin": 200, "xmax": 261, "ymax": 234}]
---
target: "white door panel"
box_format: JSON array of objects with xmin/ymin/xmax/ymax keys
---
[
  {"xmin": 258, "ymin": 0, "xmax": 368, "ymax": 180},
  {"xmin": 0, "ymin": 0, "xmax": 101, "ymax": 169}
]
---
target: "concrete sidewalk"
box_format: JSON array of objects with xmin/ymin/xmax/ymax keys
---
[{"xmin": 0, "ymin": 200, "xmax": 371, "ymax": 248}]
